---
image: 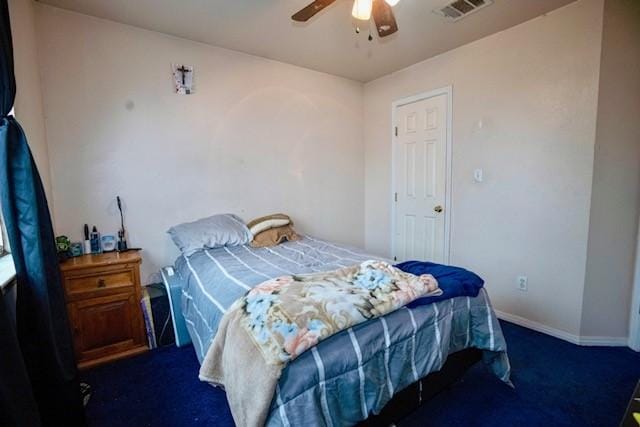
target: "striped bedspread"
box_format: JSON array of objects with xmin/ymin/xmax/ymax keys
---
[{"xmin": 174, "ymin": 235, "xmax": 511, "ymax": 426}]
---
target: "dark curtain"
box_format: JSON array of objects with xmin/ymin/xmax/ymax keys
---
[{"xmin": 0, "ymin": 0, "xmax": 85, "ymax": 425}]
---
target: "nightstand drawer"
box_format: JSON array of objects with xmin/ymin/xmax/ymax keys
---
[{"xmin": 65, "ymin": 269, "xmax": 135, "ymax": 297}]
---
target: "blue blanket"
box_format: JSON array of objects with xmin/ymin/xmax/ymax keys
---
[{"xmin": 395, "ymin": 261, "xmax": 484, "ymax": 308}]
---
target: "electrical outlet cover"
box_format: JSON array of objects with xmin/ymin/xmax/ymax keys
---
[{"xmin": 517, "ymin": 276, "xmax": 528, "ymax": 291}]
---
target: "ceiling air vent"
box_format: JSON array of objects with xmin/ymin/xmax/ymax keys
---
[{"xmin": 434, "ymin": 0, "xmax": 494, "ymax": 22}]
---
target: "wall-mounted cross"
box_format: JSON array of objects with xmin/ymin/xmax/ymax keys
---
[{"xmin": 177, "ymin": 65, "xmax": 190, "ymax": 85}]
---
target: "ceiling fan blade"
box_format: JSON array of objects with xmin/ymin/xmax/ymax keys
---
[
  {"xmin": 372, "ymin": 0, "xmax": 398, "ymax": 37},
  {"xmin": 292, "ymin": 0, "xmax": 337, "ymax": 22}
]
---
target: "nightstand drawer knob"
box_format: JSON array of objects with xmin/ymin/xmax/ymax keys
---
[{"xmin": 97, "ymin": 279, "xmax": 106, "ymax": 288}]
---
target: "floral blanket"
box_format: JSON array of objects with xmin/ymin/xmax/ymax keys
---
[{"xmin": 199, "ymin": 261, "xmax": 442, "ymax": 427}]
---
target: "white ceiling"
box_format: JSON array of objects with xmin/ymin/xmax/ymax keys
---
[{"xmin": 37, "ymin": 0, "xmax": 576, "ymax": 82}]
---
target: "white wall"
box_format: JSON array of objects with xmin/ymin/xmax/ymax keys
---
[
  {"xmin": 31, "ymin": 0, "xmax": 635, "ymax": 343},
  {"xmin": 8, "ymin": 0, "xmax": 52, "ymax": 203},
  {"xmin": 630, "ymin": 224, "xmax": 640, "ymax": 350},
  {"xmin": 36, "ymin": 5, "xmax": 364, "ymax": 283},
  {"xmin": 363, "ymin": 0, "xmax": 604, "ymax": 336},
  {"xmin": 581, "ymin": 0, "xmax": 640, "ymax": 339}
]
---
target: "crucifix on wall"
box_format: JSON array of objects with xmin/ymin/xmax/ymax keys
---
[{"xmin": 172, "ymin": 63, "xmax": 194, "ymax": 95}]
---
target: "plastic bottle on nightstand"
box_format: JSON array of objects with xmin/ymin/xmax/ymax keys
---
[{"xmin": 90, "ymin": 226, "xmax": 101, "ymax": 254}]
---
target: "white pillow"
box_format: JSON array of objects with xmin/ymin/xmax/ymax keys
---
[
  {"xmin": 249, "ymin": 218, "xmax": 290, "ymax": 236},
  {"xmin": 167, "ymin": 214, "xmax": 251, "ymax": 256}
]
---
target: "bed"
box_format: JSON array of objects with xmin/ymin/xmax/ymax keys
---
[{"xmin": 166, "ymin": 234, "xmax": 511, "ymax": 426}]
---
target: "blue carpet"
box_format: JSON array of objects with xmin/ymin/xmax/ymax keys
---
[{"xmin": 82, "ymin": 321, "xmax": 640, "ymax": 426}]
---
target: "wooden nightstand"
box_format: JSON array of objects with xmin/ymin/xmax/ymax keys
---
[{"xmin": 60, "ymin": 251, "xmax": 148, "ymax": 369}]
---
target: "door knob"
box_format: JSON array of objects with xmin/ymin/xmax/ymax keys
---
[{"xmin": 434, "ymin": 205, "xmax": 443, "ymax": 213}]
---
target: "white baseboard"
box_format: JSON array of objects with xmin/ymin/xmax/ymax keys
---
[
  {"xmin": 495, "ymin": 310, "xmax": 629, "ymax": 347},
  {"xmin": 578, "ymin": 336, "xmax": 629, "ymax": 347}
]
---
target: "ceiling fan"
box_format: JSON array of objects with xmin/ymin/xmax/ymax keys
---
[{"xmin": 292, "ymin": 0, "xmax": 400, "ymax": 39}]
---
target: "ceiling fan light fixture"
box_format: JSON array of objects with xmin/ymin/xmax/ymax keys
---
[
  {"xmin": 385, "ymin": 0, "xmax": 401, "ymax": 6},
  {"xmin": 352, "ymin": 0, "xmax": 373, "ymax": 20}
]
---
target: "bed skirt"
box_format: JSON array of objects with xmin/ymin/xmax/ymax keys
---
[{"xmin": 360, "ymin": 347, "xmax": 482, "ymax": 426}]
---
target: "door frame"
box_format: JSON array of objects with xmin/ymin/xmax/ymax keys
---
[
  {"xmin": 629, "ymin": 220, "xmax": 640, "ymax": 351},
  {"xmin": 390, "ymin": 86, "xmax": 453, "ymax": 263}
]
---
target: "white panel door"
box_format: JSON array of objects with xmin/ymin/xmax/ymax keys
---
[{"xmin": 393, "ymin": 93, "xmax": 448, "ymax": 263}]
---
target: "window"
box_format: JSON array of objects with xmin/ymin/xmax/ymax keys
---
[
  {"xmin": 0, "ymin": 218, "xmax": 4, "ymax": 255},
  {"xmin": 0, "ymin": 107, "xmax": 15, "ymax": 287},
  {"xmin": 1, "ymin": 107, "xmax": 14, "ymax": 256},
  {"xmin": 0, "ymin": 212, "xmax": 15, "ymax": 290},
  {"xmin": 0, "ymin": 210, "xmax": 6, "ymax": 256}
]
